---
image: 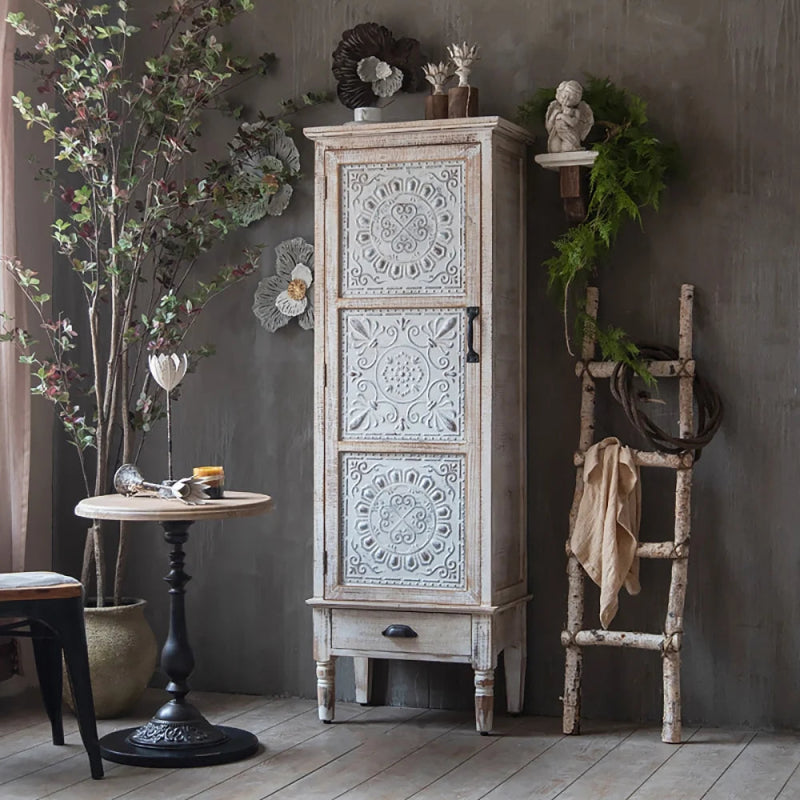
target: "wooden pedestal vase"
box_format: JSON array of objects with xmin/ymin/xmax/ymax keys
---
[
  {"xmin": 425, "ymin": 94, "xmax": 448, "ymax": 119},
  {"xmin": 64, "ymin": 598, "xmax": 158, "ymax": 719},
  {"xmin": 448, "ymin": 86, "xmax": 479, "ymax": 117}
]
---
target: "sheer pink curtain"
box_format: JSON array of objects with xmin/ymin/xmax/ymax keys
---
[{"xmin": 0, "ymin": 0, "xmax": 31, "ymax": 574}]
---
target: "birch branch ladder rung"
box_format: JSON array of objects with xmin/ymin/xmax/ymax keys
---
[
  {"xmin": 561, "ymin": 630, "xmax": 678, "ymax": 651},
  {"xmin": 567, "ymin": 540, "xmax": 687, "ymax": 559},
  {"xmin": 636, "ymin": 541, "xmax": 689, "ymax": 559},
  {"xmin": 575, "ymin": 359, "xmax": 695, "ymax": 379},
  {"xmin": 562, "ymin": 283, "xmax": 695, "ymax": 745},
  {"xmin": 573, "ymin": 450, "xmax": 693, "ymax": 469}
]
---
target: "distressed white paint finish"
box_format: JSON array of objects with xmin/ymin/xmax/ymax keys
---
[
  {"xmin": 353, "ymin": 656, "xmax": 372, "ymax": 704},
  {"xmin": 340, "ymin": 452, "xmax": 466, "ymax": 589},
  {"xmin": 306, "ymin": 117, "xmax": 531, "ymax": 733},
  {"xmin": 331, "ymin": 608, "xmax": 472, "ymax": 658},
  {"xmin": 340, "ymin": 159, "xmax": 466, "ymax": 297},
  {"xmin": 341, "ymin": 308, "xmax": 466, "ymax": 441}
]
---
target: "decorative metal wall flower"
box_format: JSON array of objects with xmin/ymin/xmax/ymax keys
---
[
  {"xmin": 228, "ymin": 120, "xmax": 301, "ymax": 225},
  {"xmin": 332, "ymin": 22, "xmax": 425, "ymax": 110},
  {"xmin": 253, "ymin": 237, "xmax": 315, "ymax": 332}
]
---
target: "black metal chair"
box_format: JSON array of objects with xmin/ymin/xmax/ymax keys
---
[{"xmin": 0, "ymin": 571, "xmax": 103, "ymax": 779}]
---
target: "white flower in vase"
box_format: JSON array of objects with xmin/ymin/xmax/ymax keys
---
[
  {"xmin": 148, "ymin": 353, "xmax": 188, "ymax": 393},
  {"xmin": 148, "ymin": 352, "xmax": 189, "ymax": 481},
  {"xmin": 447, "ymin": 42, "xmax": 480, "ymax": 87},
  {"xmin": 423, "ymin": 61, "xmax": 455, "ymax": 95}
]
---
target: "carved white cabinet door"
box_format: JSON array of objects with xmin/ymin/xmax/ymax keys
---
[{"xmin": 323, "ymin": 144, "xmax": 482, "ymax": 606}]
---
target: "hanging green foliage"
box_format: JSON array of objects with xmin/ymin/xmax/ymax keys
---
[{"xmin": 518, "ymin": 77, "xmax": 680, "ymax": 382}]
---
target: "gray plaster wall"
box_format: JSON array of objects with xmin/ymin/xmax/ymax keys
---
[{"xmin": 46, "ymin": 1, "xmax": 800, "ymax": 728}]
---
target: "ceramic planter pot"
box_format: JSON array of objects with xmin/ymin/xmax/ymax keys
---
[{"xmin": 65, "ymin": 598, "xmax": 158, "ymax": 719}]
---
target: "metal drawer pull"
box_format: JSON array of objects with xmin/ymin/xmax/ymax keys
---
[
  {"xmin": 381, "ymin": 624, "xmax": 418, "ymax": 638},
  {"xmin": 466, "ymin": 306, "xmax": 479, "ymax": 363}
]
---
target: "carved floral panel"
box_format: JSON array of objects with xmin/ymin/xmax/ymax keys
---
[
  {"xmin": 341, "ymin": 453, "xmax": 465, "ymax": 589},
  {"xmin": 342, "ymin": 309, "xmax": 465, "ymax": 441},
  {"xmin": 340, "ymin": 160, "xmax": 465, "ymax": 296}
]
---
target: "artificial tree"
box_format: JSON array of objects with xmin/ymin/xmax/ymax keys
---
[{"xmin": 1, "ymin": 0, "xmax": 317, "ymax": 605}]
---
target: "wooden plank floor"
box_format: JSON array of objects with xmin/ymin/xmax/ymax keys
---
[{"xmin": 0, "ymin": 689, "xmax": 798, "ymax": 799}]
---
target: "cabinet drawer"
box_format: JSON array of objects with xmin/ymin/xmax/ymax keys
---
[{"xmin": 331, "ymin": 609, "xmax": 472, "ymax": 658}]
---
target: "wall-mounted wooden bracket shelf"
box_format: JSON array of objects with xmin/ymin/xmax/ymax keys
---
[{"xmin": 534, "ymin": 150, "xmax": 598, "ymax": 223}]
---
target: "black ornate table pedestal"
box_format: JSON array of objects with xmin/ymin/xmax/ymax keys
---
[{"xmin": 74, "ymin": 491, "xmax": 273, "ymax": 768}]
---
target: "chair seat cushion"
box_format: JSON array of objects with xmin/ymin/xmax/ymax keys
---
[{"xmin": 0, "ymin": 572, "xmax": 82, "ymax": 600}]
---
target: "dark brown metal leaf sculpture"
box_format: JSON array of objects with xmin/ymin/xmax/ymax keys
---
[
  {"xmin": 391, "ymin": 37, "xmax": 426, "ymax": 93},
  {"xmin": 332, "ymin": 22, "xmax": 425, "ymax": 110}
]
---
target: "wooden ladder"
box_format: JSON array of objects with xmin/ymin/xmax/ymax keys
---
[{"xmin": 562, "ymin": 283, "xmax": 695, "ymax": 744}]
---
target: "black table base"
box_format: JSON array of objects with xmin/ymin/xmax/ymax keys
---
[
  {"xmin": 100, "ymin": 725, "xmax": 258, "ymax": 768},
  {"xmin": 99, "ymin": 519, "xmax": 259, "ymax": 768}
]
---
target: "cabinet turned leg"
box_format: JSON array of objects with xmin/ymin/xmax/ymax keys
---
[
  {"xmin": 316, "ymin": 659, "xmax": 336, "ymax": 723},
  {"xmin": 474, "ymin": 668, "xmax": 495, "ymax": 735},
  {"xmin": 354, "ymin": 657, "xmax": 372, "ymax": 705},
  {"xmin": 504, "ymin": 646, "xmax": 525, "ymax": 715}
]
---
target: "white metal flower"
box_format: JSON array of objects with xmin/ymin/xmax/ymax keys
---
[
  {"xmin": 253, "ymin": 237, "xmax": 315, "ymax": 332},
  {"xmin": 166, "ymin": 476, "xmax": 209, "ymax": 505},
  {"xmin": 422, "ymin": 61, "xmax": 455, "ymax": 95},
  {"xmin": 447, "ymin": 42, "xmax": 480, "ymax": 87},
  {"xmin": 148, "ymin": 353, "xmax": 188, "ymax": 392},
  {"xmin": 275, "ymin": 263, "xmax": 313, "ymax": 317},
  {"xmin": 356, "ymin": 56, "xmax": 403, "ymax": 98}
]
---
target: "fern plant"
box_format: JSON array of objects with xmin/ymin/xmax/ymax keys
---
[{"xmin": 518, "ymin": 77, "xmax": 680, "ymax": 382}]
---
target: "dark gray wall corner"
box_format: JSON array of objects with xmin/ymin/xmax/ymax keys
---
[{"xmin": 49, "ymin": 0, "xmax": 800, "ymax": 729}]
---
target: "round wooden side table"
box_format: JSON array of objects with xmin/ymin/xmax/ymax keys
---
[{"xmin": 75, "ymin": 491, "xmax": 273, "ymax": 768}]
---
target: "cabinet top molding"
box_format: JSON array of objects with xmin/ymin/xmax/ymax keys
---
[{"xmin": 304, "ymin": 115, "xmax": 533, "ymax": 143}]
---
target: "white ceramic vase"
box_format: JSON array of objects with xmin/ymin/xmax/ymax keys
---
[{"xmin": 354, "ymin": 106, "xmax": 382, "ymax": 123}]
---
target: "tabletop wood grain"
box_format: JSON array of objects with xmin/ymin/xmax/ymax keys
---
[{"xmin": 74, "ymin": 491, "xmax": 273, "ymax": 522}]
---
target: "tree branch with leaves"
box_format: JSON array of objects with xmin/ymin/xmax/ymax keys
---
[{"xmin": 2, "ymin": 0, "xmax": 326, "ymax": 605}]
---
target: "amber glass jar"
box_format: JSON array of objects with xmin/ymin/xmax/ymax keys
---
[{"xmin": 192, "ymin": 466, "xmax": 225, "ymax": 499}]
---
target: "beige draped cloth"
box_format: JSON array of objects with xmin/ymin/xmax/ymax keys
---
[
  {"xmin": 571, "ymin": 437, "xmax": 641, "ymax": 629},
  {"xmin": 0, "ymin": 0, "xmax": 30, "ymax": 574}
]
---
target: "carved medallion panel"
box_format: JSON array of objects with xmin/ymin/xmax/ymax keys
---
[
  {"xmin": 340, "ymin": 160, "xmax": 465, "ymax": 296},
  {"xmin": 341, "ymin": 453, "xmax": 466, "ymax": 589},
  {"xmin": 341, "ymin": 309, "xmax": 465, "ymax": 441}
]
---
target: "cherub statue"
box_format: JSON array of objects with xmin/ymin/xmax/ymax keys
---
[{"xmin": 545, "ymin": 80, "xmax": 594, "ymax": 153}]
